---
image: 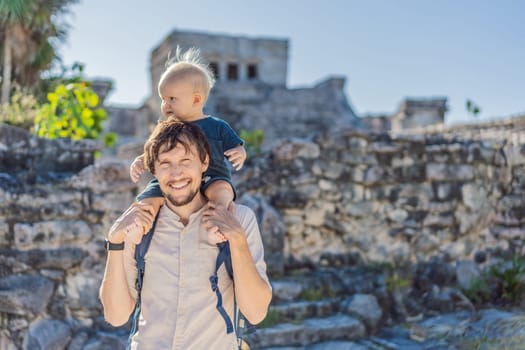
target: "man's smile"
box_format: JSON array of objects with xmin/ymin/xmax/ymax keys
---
[{"xmin": 168, "ymin": 179, "xmax": 190, "ymax": 190}]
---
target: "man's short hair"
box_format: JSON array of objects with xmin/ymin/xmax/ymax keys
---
[{"xmin": 143, "ymin": 120, "xmax": 211, "ymax": 174}]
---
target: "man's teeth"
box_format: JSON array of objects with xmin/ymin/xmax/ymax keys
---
[{"xmin": 170, "ymin": 182, "xmax": 188, "ymax": 190}]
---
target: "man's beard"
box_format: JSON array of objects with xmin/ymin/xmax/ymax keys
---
[{"xmin": 163, "ymin": 187, "xmax": 200, "ymax": 207}]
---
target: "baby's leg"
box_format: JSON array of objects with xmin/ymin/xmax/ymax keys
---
[
  {"xmin": 204, "ymin": 180, "xmax": 234, "ymax": 208},
  {"xmin": 205, "ymin": 180, "xmax": 233, "ymax": 244},
  {"xmin": 136, "ymin": 197, "xmax": 164, "ymax": 231}
]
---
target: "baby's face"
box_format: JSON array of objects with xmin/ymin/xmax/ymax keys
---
[{"xmin": 159, "ymin": 78, "xmax": 195, "ymax": 121}]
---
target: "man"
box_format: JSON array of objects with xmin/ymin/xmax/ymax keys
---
[{"xmin": 99, "ymin": 120, "xmax": 272, "ymax": 349}]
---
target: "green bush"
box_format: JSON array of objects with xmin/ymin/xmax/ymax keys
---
[
  {"xmin": 240, "ymin": 129, "xmax": 264, "ymax": 159},
  {"xmin": 490, "ymin": 254, "xmax": 525, "ymax": 303},
  {"xmin": 258, "ymin": 309, "xmax": 286, "ymax": 328},
  {"xmin": 299, "ymin": 286, "xmax": 336, "ymax": 301},
  {"xmin": 462, "ymin": 254, "xmax": 525, "ymax": 305},
  {"xmin": 0, "ymin": 89, "xmax": 39, "ymax": 130},
  {"xmin": 462, "ymin": 276, "xmax": 492, "ymax": 305},
  {"xmin": 386, "ymin": 272, "xmax": 411, "ymax": 292},
  {"xmin": 34, "ymin": 82, "xmax": 116, "ymax": 147}
]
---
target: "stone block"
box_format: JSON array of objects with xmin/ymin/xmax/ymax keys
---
[
  {"xmin": 426, "ymin": 163, "xmax": 474, "ymax": 181},
  {"xmin": 23, "ymin": 319, "xmax": 71, "ymax": 350},
  {"xmin": 456, "ymin": 260, "xmax": 481, "ymax": 290},
  {"xmin": 14, "ymin": 220, "xmax": 92, "ymax": 250},
  {"xmin": 65, "ymin": 271, "xmax": 103, "ymax": 311},
  {"xmin": 0, "ymin": 275, "xmax": 53, "ymax": 316},
  {"xmin": 272, "ymin": 139, "xmax": 320, "ymax": 162},
  {"xmin": 461, "ymin": 183, "xmax": 488, "ymax": 211},
  {"xmin": 341, "ymin": 294, "xmax": 383, "ymax": 332}
]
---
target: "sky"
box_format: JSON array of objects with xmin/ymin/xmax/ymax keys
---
[{"xmin": 59, "ymin": 0, "xmax": 525, "ymax": 125}]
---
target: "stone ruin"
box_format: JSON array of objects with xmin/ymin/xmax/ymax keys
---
[
  {"xmin": 105, "ymin": 30, "xmax": 447, "ymax": 157},
  {"xmin": 1, "ymin": 28, "xmax": 524, "ymax": 349},
  {"xmin": 1, "ymin": 109, "xmax": 524, "ymax": 347}
]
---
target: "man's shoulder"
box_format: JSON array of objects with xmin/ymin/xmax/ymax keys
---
[{"xmin": 234, "ymin": 203, "xmax": 256, "ymax": 222}]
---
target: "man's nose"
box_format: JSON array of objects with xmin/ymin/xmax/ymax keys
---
[{"xmin": 169, "ymin": 165, "xmax": 183, "ymax": 177}]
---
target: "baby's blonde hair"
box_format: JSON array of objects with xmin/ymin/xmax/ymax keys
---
[{"xmin": 159, "ymin": 46, "xmax": 216, "ymax": 102}]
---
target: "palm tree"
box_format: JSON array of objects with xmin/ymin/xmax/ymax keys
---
[
  {"xmin": 0, "ymin": 0, "xmax": 32, "ymax": 103},
  {"xmin": 0, "ymin": 0, "xmax": 77, "ymax": 104}
]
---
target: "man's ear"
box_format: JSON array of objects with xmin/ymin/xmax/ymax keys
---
[{"xmin": 201, "ymin": 154, "xmax": 209, "ymax": 173}]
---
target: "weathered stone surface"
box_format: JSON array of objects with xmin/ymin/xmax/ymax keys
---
[
  {"xmin": 271, "ymin": 280, "xmax": 303, "ymax": 302},
  {"xmin": 14, "ymin": 220, "xmax": 92, "ymax": 249},
  {"xmin": 461, "ymin": 183, "xmax": 488, "ymax": 211},
  {"xmin": 65, "ymin": 270, "xmax": 103, "ymax": 311},
  {"xmin": 248, "ymin": 315, "xmax": 365, "ymax": 348},
  {"xmin": 0, "ymin": 220, "xmax": 9, "ymax": 246},
  {"xmin": 456, "ymin": 260, "xmax": 480, "ymax": 290},
  {"xmin": 426, "ymin": 163, "xmax": 474, "ymax": 181},
  {"xmin": 238, "ymin": 193, "xmax": 286, "ymax": 276},
  {"xmin": 0, "ymin": 275, "xmax": 53, "ymax": 316},
  {"xmin": 68, "ymin": 161, "xmax": 136, "ymax": 193},
  {"xmin": 66, "ymin": 331, "xmax": 89, "ymax": 350},
  {"xmin": 23, "ymin": 318, "xmax": 71, "ymax": 350},
  {"xmin": 81, "ymin": 332, "xmax": 127, "ymax": 350},
  {"xmin": 506, "ymin": 144, "xmax": 525, "ymax": 165},
  {"xmin": 341, "ymin": 294, "xmax": 383, "ymax": 332},
  {"xmin": 0, "ymin": 124, "xmax": 97, "ymax": 177},
  {"xmin": 0, "ymin": 248, "xmax": 86, "ymax": 270},
  {"xmin": 272, "ymin": 139, "xmax": 321, "ymax": 161}
]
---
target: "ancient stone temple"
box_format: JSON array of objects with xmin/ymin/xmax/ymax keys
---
[{"xmin": 108, "ymin": 30, "xmax": 362, "ymax": 150}]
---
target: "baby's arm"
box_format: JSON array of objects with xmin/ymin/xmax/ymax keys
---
[
  {"xmin": 224, "ymin": 144, "xmax": 247, "ymax": 171},
  {"xmin": 130, "ymin": 154, "xmax": 146, "ymax": 183}
]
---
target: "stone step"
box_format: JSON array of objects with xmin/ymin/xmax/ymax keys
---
[
  {"xmin": 246, "ymin": 314, "xmax": 366, "ymax": 349},
  {"xmin": 270, "ymin": 298, "xmax": 341, "ymax": 322}
]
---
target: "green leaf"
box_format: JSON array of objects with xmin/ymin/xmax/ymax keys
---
[
  {"xmin": 80, "ymin": 108, "xmax": 94, "ymax": 127},
  {"xmin": 56, "ymin": 84, "xmax": 67, "ymax": 96},
  {"xmin": 47, "ymin": 92, "xmax": 58, "ymax": 104},
  {"xmin": 104, "ymin": 132, "xmax": 117, "ymax": 147},
  {"xmin": 86, "ymin": 91, "xmax": 99, "ymax": 107}
]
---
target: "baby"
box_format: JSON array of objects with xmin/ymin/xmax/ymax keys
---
[{"xmin": 130, "ymin": 46, "xmax": 246, "ymax": 243}]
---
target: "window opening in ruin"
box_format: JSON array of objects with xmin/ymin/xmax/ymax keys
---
[
  {"xmin": 247, "ymin": 64, "xmax": 258, "ymax": 80},
  {"xmin": 227, "ymin": 63, "xmax": 238, "ymax": 81},
  {"xmin": 209, "ymin": 62, "xmax": 219, "ymax": 79}
]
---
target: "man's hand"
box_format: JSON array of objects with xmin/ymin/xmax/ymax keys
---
[
  {"xmin": 130, "ymin": 155, "xmax": 146, "ymax": 183},
  {"xmin": 108, "ymin": 202, "xmax": 155, "ymax": 245},
  {"xmin": 224, "ymin": 145, "xmax": 247, "ymax": 171}
]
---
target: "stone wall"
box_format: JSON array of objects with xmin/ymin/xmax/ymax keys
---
[
  {"xmin": 235, "ymin": 128, "xmax": 525, "ymax": 268},
  {"xmin": 0, "ymin": 125, "xmax": 136, "ymax": 349},
  {"xmin": 1, "ymin": 121, "xmax": 524, "ymax": 348}
]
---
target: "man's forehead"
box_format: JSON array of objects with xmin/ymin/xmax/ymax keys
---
[{"xmin": 158, "ymin": 140, "xmax": 197, "ymax": 157}]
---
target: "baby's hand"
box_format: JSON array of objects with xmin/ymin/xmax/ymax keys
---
[
  {"xmin": 130, "ymin": 155, "xmax": 146, "ymax": 183},
  {"xmin": 207, "ymin": 227, "xmax": 227, "ymax": 245},
  {"xmin": 224, "ymin": 145, "xmax": 247, "ymax": 171}
]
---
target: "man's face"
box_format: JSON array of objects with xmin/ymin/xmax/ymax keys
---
[{"xmin": 155, "ymin": 141, "xmax": 208, "ymax": 207}]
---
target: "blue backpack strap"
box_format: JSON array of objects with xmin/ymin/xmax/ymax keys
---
[
  {"xmin": 127, "ymin": 212, "xmax": 160, "ymax": 348},
  {"xmin": 210, "ymin": 241, "xmax": 257, "ymax": 345},
  {"xmin": 210, "ymin": 241, "xmax": 234, "ymax": 333}
]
